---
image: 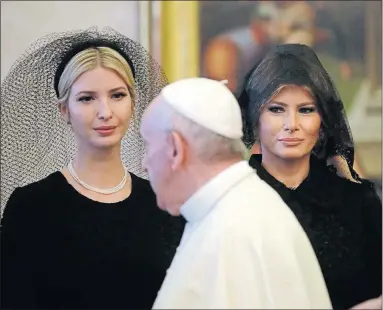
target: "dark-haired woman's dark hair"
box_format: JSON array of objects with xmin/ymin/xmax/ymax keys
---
[{"xmin": 238, "ymin": 44, "xmax": 355, "ymax": 169}]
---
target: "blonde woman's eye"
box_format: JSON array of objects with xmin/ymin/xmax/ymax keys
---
[
  {"xmin": 78, "ymin": 96, "xmax": 93, "ymax": 102},
  {"xmin": 112, "ymin": 93, "xmax": 127, "ymax": 100}
]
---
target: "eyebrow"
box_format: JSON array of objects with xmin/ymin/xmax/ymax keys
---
[
  {"xmin": 268, "ymin": 100, "xmax": 315, "ymax": 107},
  {"xmin": 75, "ymin": 87, "xmax": 128, "ymax": 96}
]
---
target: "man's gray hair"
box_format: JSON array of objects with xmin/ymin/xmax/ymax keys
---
[{"xmin": 163, "ymin": 103, "xmax": 247, "ymax": 162}]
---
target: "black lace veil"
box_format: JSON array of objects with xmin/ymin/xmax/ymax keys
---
[
  {"xmin": 1, "ymin": 27, "xmax": 167, "ymax": 214},
  {"xmin": 238, "ymin": 43, "xmax": 359, "ymax": 180}
]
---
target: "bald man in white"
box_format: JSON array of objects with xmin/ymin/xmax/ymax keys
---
[{"xmin": 140, "ymin": 78, "xmax": 332, "ymax": 309}]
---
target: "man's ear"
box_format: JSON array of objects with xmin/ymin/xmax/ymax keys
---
[
  {"xmin": 169, "ymin": 131, "xmax": 187, "ymax": 171},
  {"xmin": 58, "ymin": 102, "xmax": 70, "ymax": 124}
]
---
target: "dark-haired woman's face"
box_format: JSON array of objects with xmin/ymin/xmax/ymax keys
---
[{"xmin": 258, "ymin": 85, "xmax": 321, "ymax": 161}]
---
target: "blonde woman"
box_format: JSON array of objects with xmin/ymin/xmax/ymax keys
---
[{"xmin": 1, "ymin": 28, "xmax": 184, "ymax": 309}]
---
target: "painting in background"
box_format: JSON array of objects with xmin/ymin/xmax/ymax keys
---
[{"xmin": 200, "ymin": 0, "xmax": 382, "ymax": 185}]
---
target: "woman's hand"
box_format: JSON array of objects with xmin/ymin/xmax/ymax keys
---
[{"xmin": 350, "ymin": 295, "xmax": 382, "ymax": 309}]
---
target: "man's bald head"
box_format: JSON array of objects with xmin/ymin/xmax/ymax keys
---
[
  {"xmin": 141, "ymin": 94, "xmax": 173, "ymax": 135},
  {"xmin": 141, "ymin": 77, "xmax": 246, "ymax": 165},
  {"xmin": 140, "ymin": 78, "xmax": 247, "ymax": 215}
]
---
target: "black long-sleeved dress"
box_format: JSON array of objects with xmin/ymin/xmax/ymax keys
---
[
  {"xmin": 250, "ymin": 154, "xmax": 382, "ymax": 310},
  {"xmin": 1, "ymin": 171, "xmax": 185, "ymax": 309}
]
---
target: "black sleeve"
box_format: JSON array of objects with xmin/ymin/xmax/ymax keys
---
[
  {"xmin": 360, "ymin": 180, "xmax": 382, "ymax": 296},
  {"xmin": 1, "ymin": 188, "xmax": 39, "ymax": 309}
]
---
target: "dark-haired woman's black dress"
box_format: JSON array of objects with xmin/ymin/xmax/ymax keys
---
[
  {"xmin": 250, "ymin": 154, "xmax": 382, "ymax": 310},
  {"xmin": 1, "ymin": 172, "xmax": 185, "ymax": 309}
]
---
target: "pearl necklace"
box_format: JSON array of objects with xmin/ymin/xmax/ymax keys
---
[{"xmin": 67, "ymin": 160, "xmax": 128, "ymax": 195}]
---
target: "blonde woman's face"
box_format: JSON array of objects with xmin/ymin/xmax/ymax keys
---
[
  {"xmin": 61, "ymin": 67, "xmax": 133, "ymax": 149},
  {"xmin": 258, "ymin": 85, "xmax": 321, "ymax": 160}
]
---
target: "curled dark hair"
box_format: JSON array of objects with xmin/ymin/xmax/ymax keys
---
[{"xmin": 238, "ymin": 44, "xmax": 355, "ymax": 167}]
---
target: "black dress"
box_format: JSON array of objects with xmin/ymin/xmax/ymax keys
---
[
  {"xmin": 1, "ymin": 172, "xmax": 185, "ymax": 309},
  {"xmin": 249, "ymin": 154, "xmax": 382, "ymax": 310}
]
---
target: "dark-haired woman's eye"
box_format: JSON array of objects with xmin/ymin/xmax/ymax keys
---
[
  {"xmin": 299, "ymin": 107, "xmax": 316, "ymax": 114},
  {"xmin": 268, "ymin": 106, "xmax": 284, "ymax": 113}
]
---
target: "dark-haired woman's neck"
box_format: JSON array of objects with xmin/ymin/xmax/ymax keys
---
[{"xmin": 261, "ymin": 152, "xmax": 311, "ymax": 189}]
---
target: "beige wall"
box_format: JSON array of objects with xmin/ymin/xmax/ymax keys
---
[{"xmin": 1, "ymin": 1, "xmax": 140, "ymax": 81}]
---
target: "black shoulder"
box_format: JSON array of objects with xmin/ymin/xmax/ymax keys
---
[
  {"xmin": 129, "ymin": 173, "xmax": 157, "ymax": 201},
  {"xmin": 129, "ymin": 173, "xmax": 153, "ymax": 191},
  {"xmin": 322, "ymin": 162, "xmax": 378, "ymax": 196},
  {"xmin": 330, "ymin": 174, "xmax": 381, "ymax": 235},
  {"xmin": 340, "ymin": 175, "xmax": 381, "ymax": 203},
  {"xmin": 1, "ymin": 172, "xmax": 63, "ymax": 224},
  {"xmin": 353, "ymin": 178, "xmax": 382, "ymax": 229},
  {"xmin": 19, "ymin": 171, "xmax": 63, "ymax": 194},
  {"xmin": 129, "ymin": 173, "xmax": 186, "ymax": 233}
]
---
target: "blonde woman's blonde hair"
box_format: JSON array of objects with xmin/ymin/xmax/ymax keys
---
[{"xmin": 57, "ymin": 46, "xmax": 136, "ymax": 105}]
